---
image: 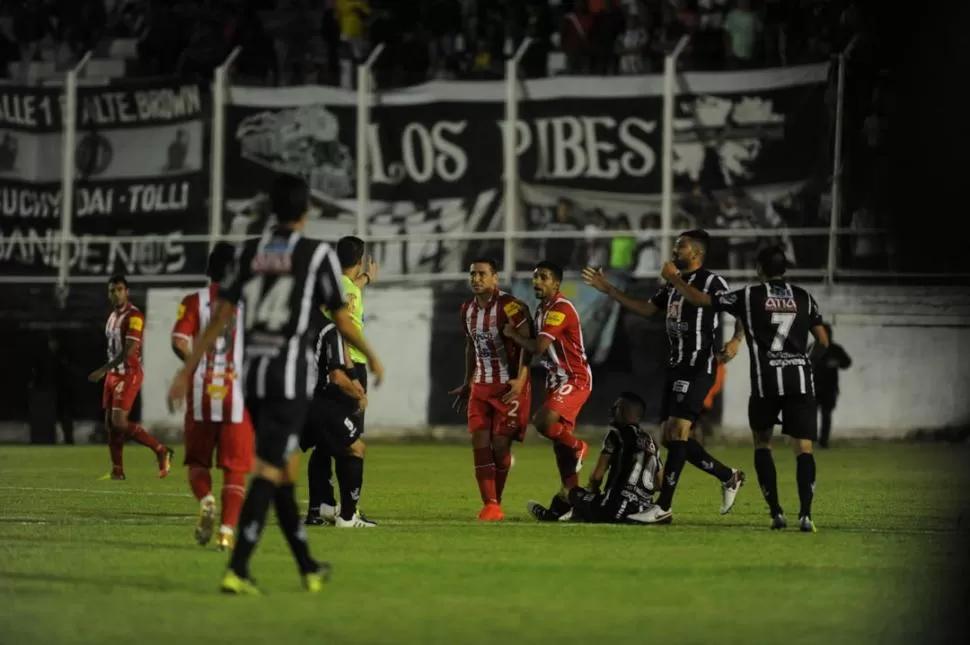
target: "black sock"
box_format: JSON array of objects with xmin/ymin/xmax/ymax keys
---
[
  {"xmin": 656, "ymin": 440, "xmax": 688, "ymax": 511},
  {"xmin": 685, "ymin": 437, "xmax": 733, "ymax": 482},
  {"xmin": 274, "ymin": 484, "xmax": 318, "ymax": 574},
  {"xmin": 307, "ymin": 448, "xmax": 336, "ymax": 512},
  {"xmin": 228, "ymin": 476, "xmax": 275, "ymax": 579},
  {"xmin": 335, "ymin": 455, "xmax": 364, "ymax": 521},
  {"xmin": 754, "ymin": 448, "xmax": 783, "ymax": 517},
  {"xmin": 796, "ymin": 453, "xmax": 816, "ymax": 518}
]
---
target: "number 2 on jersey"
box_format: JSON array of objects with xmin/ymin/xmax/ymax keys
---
[
  {"xmin": 769, "ymin": 312, "xmax": 796, "ymax": 351},
  {"xmin": 242, "ymin": 276, "xmax": 293, "ymax": 331}
]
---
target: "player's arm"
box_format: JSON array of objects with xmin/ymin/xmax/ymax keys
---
[
  {"xmin": 462, "ymin": 337, "xmax": 475, "ymax": 386},
  {"xmin": 503, "ymin": 317, "xmax": 551, "ymax": 356},
  {"xmin": 661, "ymin": 262, "xmax": 714, "ymax": 307},
  {"xmin": 808, "ymin": 295, "xmax": 829, "ymax": 360},
  {"xmin": 506, "ymin": 299, "xmax": 533, "ymax": 385},
  {"xmin": 92, "ymin": 314, "xmax": 143, "ymax": 378},
  {"xmin": 836, "ymin": 345, "xmax": 852, "ymax": 369},
  {"xmin": 353, "ymin": 255, "xmax": 377, "ymax": 289},
  {"xmin": 171, "ymin": 296, "xmax": 198, "ymax": 362},
  {"xmin": 324, "ymin": 327, "xmax": 366, "ymax": 402},
  {"xmin": 720, "ymin": 317, "xmax": 746, "ymax": 363},
  {"xmin": 586, "ymin": 452, "xmax": 611, "ymax": 492},
  {"xmin": 582, "ymin": 267, "xmax": 660, "ymax": 317}
]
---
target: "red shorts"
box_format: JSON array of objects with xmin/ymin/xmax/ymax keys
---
[
  {"xmin": 542, "ymin": 382, "xmax": 591, "ymax": 431},
  {"xmin": 183, "ymin": 408, "xmax": 255, "ymax": 473},
  {"xmin": 102, "ymin": 371, "xmax": 143, "ymax": 413},
  {"xmin": 467, "ymin": 381, "xmax": 532, "ymax": 442}
]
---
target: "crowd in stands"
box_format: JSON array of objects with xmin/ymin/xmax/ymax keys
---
[{"xmin": 0, "ymin": 0, "xmax": 891, "ymax": 273}]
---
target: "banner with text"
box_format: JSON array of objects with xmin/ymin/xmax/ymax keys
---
[
  {"xmin": 0, "ymin": 78, "xmax": 209, "ymax": 277},
  {"xmin": 224, "ymin": 64, "xmax": 828, "ymax": 276}
]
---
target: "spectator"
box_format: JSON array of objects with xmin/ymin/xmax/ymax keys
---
[
  {"xmin": 724, "ymin": 0, "xmax": 760, "ymax": 70},
  {"xmin": 616, "ymin": 6, "xmax": 649, "ymax": 74},
  {"xmin": 609, "ymin": 215, "xmax": 637, "ymax": 270}
]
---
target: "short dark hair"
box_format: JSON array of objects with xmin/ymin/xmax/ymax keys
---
[
  {"xmin": 206, "ymin": 242, "xmax": 236, "ymax": 282},
  {"xmin": 270, "ymin": 174, "xmax": 309, "ymax": 223},
  {"xmin": 756, "ymin": 245, "xmax": 789, "ymax": 277},
  {"xmin": 108, "ymin": 274, "xmax": 128, "ymax": 288},
  {"xmin": 534, "ymin": 260, "xmax": 563, "ymax": 283},
  {"xmin": 469, "ymin": 257, "xmax": 499, "ymax": 274},
  {"xmin": 680, "ymin": 229, "xmax": 710, "ymax": 256},
  {"xmin": 336, "ymin": 236, "xmax": 366, "ymax": 270},
  {"xmin": 618, "ymin": 391, "xmax": 646, "ymax": 419}
]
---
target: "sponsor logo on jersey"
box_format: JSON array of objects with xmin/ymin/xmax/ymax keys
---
[{"xmin": 764, "ymin": 296, "xmax": 798, "ymax": 312}]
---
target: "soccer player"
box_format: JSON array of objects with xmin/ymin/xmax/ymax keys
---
[
  {"xmin": 89, "ymin": 274, "xmax": 173, "ymax": 480},
  {"xmin": 171, "ymin": 242, "xmax": 254, "ymax": 550},
  {"xmin": 304, "ymin": 235, "xmax": 376, "ymax": 525},
  {"xmin": 527, "ymin": 392, "xmax": 663, "ymax": 524},
  {"xmin": 661, "ymin": 245, "xmax": 829, "ymax": 531},
  {"xmin": 449, "ymin": 258, "xmax": 532, "ymax": 521},
  {"xmin": 301, "ymin": 316, "xmax": 373, "ymax": 527},
  {"xmin": 502, "ymin": 261, "xmax": 591, "ymax": 493},
  {"xmin": 167, "ymin": 174, "xmax": 384, "ymax": 595},
  {"xmin": 582, "ymin": 229, "xmax": 745, "ymax": 525}
]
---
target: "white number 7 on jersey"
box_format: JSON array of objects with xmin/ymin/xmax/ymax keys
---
[
  {"xmin": 243, "ymin": 276, "xmax": 293, "ymax": 331},
  {"xmin": 769, "ymin": 312, "xmax": 796, "ymax": 351}
]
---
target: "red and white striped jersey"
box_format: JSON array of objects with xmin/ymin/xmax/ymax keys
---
[
  {"xmin": 171, "ymin": 283, "xmax": 246, "ymax": 424},
  {"xmin": 535, "ymin": 293, "xmax": 592, "ymax": 391},
  {"xmin": 105, "ymin": 304, "xmax": 144, "ymax": 376},
  {"xmin": 461, "ymin": 290, "xmax": 530, "ymax": 384}
]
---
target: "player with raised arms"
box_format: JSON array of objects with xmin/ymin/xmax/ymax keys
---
[
  {"xmin": 661, "ymin": 246, "xmax": 829, "ymax": 531},
  {"xmin": 90, "ymin": 274, "xmax": 173, "ymax": 480},
  {"xmin": 171, "ymin": 242, "xmax": 254, "ymax": 550},
  {"xmin": 450, "ymin": 258, "xmax": 533, "ymax": 521},
  {"xmin": 503, "ymin": 261, "xmax": 591, "ymax": 495}
]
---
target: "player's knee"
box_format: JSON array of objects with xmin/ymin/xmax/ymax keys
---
[
  {"xmin": 470, "ymin": 429, "xmax": 491, "ymax": 450},
  {"xmin": 751, "ymin": 430, "xmax": 772, "ymax": 449},
  {"xmin": 110, "ymin": 412, "xmax": 128, "ymax": 430},
  {"xmin": 532, "ymin": 410, "xmax": 555, "ymax": 435},
  {"xmin": 793, "ymin": 439, "xmax": 813, "ymax": 456},
  {"xmin": 253, "ymin": 458, "xmax": 285, "ymax": 484},
  {"xmin": 348, "ymin": 439, "xmax": 366, "ymax": 459},
  {"xmin": 491, "ymin": 435, "xmax": 511, "ymax": 455}
]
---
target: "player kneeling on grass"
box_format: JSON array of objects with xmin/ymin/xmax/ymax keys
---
[
  {"xmin": 527, "ymin": 392, "xmax": 664, "ymax": 524},
  {"xmin": 301, "ymin": 316, "xmax": 374, "ymax": 527}
]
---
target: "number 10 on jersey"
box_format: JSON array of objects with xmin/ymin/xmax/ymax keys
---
[{"xmin": 243, "ymin": 276, "xmax": 294, "ymax": 332}]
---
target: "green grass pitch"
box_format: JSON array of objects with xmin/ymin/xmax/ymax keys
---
[{"xmin": 0, "ymin": 441, "xmax": 967, "ymax": 645}]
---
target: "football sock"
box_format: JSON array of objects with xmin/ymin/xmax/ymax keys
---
[
  {"xmin": 796, "ymin": 453, "xmax": 816, "ymax": 518},
  {"xmin": 655, "ymin": 440, "xmax": 688, "ymax": 511},
  {"xmin": 545, "ymin": 421, "xmax": 582, "ymax": 450},
  {"xmin": 494, "ymin": 451, "xmax": 512, "ymax": 502},
  {"xmin": 126, "ymin": 423, "xmax": 163, "ymax": 452},
  {"xmin": 274, "ymin": 483, "xmax": 317, "ymax": 574},
  {"xmin": 221, "ymin": 470, "xmax": 246, "ymax": 530},
  {"xmin": 229, "ymin": 476, "xmax": 275, "ymax": 579},
  {"xmin": 335, "ymin": 455, "xmax": 364, "ymax": 521},
  {"xmin": 754, "ymin": 448, "xmax": 783, "ymax": 516},
  {"xmin": 473, "ymin": 447, "xmax": 498, "ymax": 504},
  {"xmin": 553, "ymin": 443, "xmax": 579, "ymax": 489},
  {"xmin": 108, "ymin": 428, "xmax": 125, "ymax": 475},
  {"xmin": 685, "ymin": 437, "xmax": 734, "ymax": 482},
  {"xmin": 307, "ymin": 447, "xmax": 337, "ymax": 510},
  {"xmin": 188, "ymin": 466, "xmax": 212, "ymax": 500}
]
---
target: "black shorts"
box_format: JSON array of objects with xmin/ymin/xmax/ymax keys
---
[
  {"xmin": 748, "ymin": 394, "xmax": 818, "ymax": 441},
  {"xmin": 300, "ymin": 396, "xmax": 363, "ymax": 453},
  {"xmin": 567, "ymin": 488, "xmax": 647, "ymax": 524},
  {"xmin": 660, "ymin": 367, "xmax": 715, "ymax": 424},
  {"xmin": 247, "ymin": 397, "xmax": 310, "ymax": 469}
]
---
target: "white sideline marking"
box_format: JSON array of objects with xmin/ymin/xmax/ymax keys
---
[{"xmin": 0, "ymin": 485, "xmax": 191, "ymax": 498}]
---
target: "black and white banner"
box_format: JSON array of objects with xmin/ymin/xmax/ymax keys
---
[
  {"xmin": 224, "ymin": 64, "xmax": 829, "ymax": 276},
  {"xmin": 0, "ymin": 78, "xmax": 209, "ymax": 277}
]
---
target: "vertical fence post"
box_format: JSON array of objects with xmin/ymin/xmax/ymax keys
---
[
  {"xmin": 356, "ymin": 45, "xmax": 385, "ymax": 239},
  {"xmin": 209, "ymin": 47, "xmax": 241, "ymax": 254},
  {"xmin": 826, "ymin": 38, "xmax": 856, "ymax": 287},
  {"xmin": 56, "ymin": 51, "xmax": 93, "ymax": 307},
  {"xmin": 503, "ymin": 38, "xmax": 532, "ymax": 278},
  {"xmin": 661, "ymin": 37, "xmax": 690, "ymax": 265}
]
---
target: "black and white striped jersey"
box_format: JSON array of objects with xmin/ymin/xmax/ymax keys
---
[
  {"xmin": 219, "ymin": 228, "xmax": 346, "ymax": 401},
  {"xmin": 600, "ymin": 424, "xmax": 662, "ymax": 508},
  {"xmin": 650, "ymin": 268, "xmax": 730, "ymax": 374},
  {"xmin": 712, "ymin": 280, "xmax": 824, "ymax": 398},
  {"xmin": 311, "ymin": 318, "xmax": 358, "ymax": 408}
]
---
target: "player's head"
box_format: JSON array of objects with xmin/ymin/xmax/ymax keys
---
[
  {"xmin": 611, "ymin": 391, "xmax": 646, "ymax": 425},
  {"xmin": 756, "ymin": 245, "xmax": 788, "ymax": 279},
  {"xmin": 468, "ymin": 258, "xmax": 499, "ymax": 296},
  {"xmin": 532, "ymin": 260, "xmax": 563, "ymax": 301},
  {"xmin": 337, "ymin": 236, "xmax": 366, "ymax": 272},
  {"xmin": 206, "ymin": 241, "xmax": 236, "ymax": 283},
  {"xmin": 107, "ymin": 274, "xmax": 129, "ymax": 309},
  {"xmin": 269, "ymin": 174, "xmax": 310, "ymax": 227},
  {"xmin": 672, "ymin": 229, "xmax": 709, "ymax": 270}
]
